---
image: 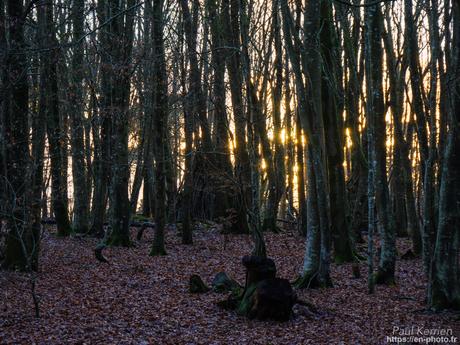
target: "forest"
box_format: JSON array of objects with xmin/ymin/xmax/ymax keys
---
[{"xmin": 0, "ymin": 0, "xmax": 459, "ymax": 343}]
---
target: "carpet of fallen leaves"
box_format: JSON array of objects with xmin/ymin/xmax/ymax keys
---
[{"xmin": 1, "ymin": 226, "xmax": 459, "ymax": 345}]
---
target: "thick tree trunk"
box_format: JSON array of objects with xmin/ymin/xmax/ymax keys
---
[
  {"xmin": 295, "ymin": 153, "xmax": 321, "ymax": 288},
  {"xmin": 430, "ymin": 124, "xmax": 460, "ymax": 310},
  {"xmin": 0, "ymin": 0, "xmax": 6, "ymax": 217},
  {"xmin": 429, "ymin": 0, "xmax": 460, "ymax": 310},
  {"xmin": 3, "ymin": 0, "xmax": 36, "ymax": 271}
]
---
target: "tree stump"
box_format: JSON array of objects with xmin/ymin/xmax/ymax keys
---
[
  {"xmin": 235, "ymin": 256, "xmax": 295, "ymax": 321},
  {"xmin": 246, "ymin": 278, "xmax": 296, "ymax": 321},
  {"xmin": 212, "ymin": 272, "xmax": 241, "ymax": 293},
  {"xmin": 189, "ymin": 274, "xmax": 210, "ymax": 293},
  {"xmin": 242, "ymin": 255, "xmax": 276, "ymax": 287}
]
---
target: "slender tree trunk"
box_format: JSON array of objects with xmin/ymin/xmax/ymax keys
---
[
  {"xmin": 365, "ymin": 0, "xmax": 395, "ymax": 285},
  {"xmin": 339, "ymin": 3, "xmax": 367, "ymax": 244},
  {"xmin": 222, "ymin": 0, "xmax": 251, "ymax": 234},
  {"xmin": 178, "ymin": 1, "xmax": 196, "ymax": 244},
  {"xmin": 104, "ymin": 0, "xmax": 136, "ymax": 246},
  {"xmin": 321, "ymin": 0, "xmax": 354, "ymax": 263},
  {"xmin": 262, "ymin": 2, "xmax": 285, "ymax": 233},
  {"xmin": 207, "ymin": 0, "xmax": 233, "ymax": 220},
  {"xmin": 44, "ymin": 2, "xmax": 71, "ymax": 236},
  {"xmin": 405, "ymin": 0, "xmax": 434, "ymax": 274},
  {"xmin": 382, "ymin": 13, "xmax": 413, "ymax": 243},
  {"xmin": 248, "ymin": 88, "xmax": 266, "ymax": 258},
  {"xmin": 70, "ymin": 0, "xmax": 89, "ymax": 233},
  {"xmin": 281, "ymin": 0, "xmax": 332, "ymax": 288},
  {"xmin": 383, "ymin": 10, "xmax": 413, "ymax": 236},
  {"xmin": 296, "ymin": 113, "xmax": 307, "ymax": 236},
  {"xmin": 150, "ymin": 0, "xmax": 168, "ymax": 256},
  {"xmin": 90, "ymin": 1, "xmax": 112, "ymax": 238},
  {"xmin": 284, "ymin": 59, "xmax": 295, "ymax": 218},
  {"xmin": 29, "ymin": 3, "xmax": 48, "ymax": 270}
]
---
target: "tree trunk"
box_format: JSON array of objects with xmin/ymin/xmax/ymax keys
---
[
  {"xmin": 90, "ymin": 1, "xmax": 112, "ymax": 238},
  {"xmin": 365, "ymin": 0, "xmax": 396, "ymax": 285},
  {"xmin": 280, "ymin": 0, "xmax": 332, "ymax": 287},
  {"xmin": 404, "ymin": 0, "xmax": 435, "ymax": 275},
  {"xmin": 69, "ymin": 0, "xmax": 89, "ymax": 234},
  {"xmin": 296, "ymin": 113, "xmax": 307, "ymax": 236},
  {"xmin": 104, "ymin": 0, "xmax": 136, "ymax": 247},
  {"xmin": 44, "ymin": 2, "xmax": 71, "ymax": 236},
  {"xmin": 263, "ymin": 2, "xmax": 285, "ymax": 233},
  {"xmin": 321, "ymin": 0, "xmax": 354, "ymax": 263},
  {"xmin": 222, "ymin": 0, "xmax": 251, "ymax": 234},
  {"xmin": 207, "ymin": 0, "xmax": 233, "ymax": 220},
  {"xmin": 0, "ymin": 0, "xmax": 6, "ymax": 218},
  {"xmin": 3, "ymin": 0, "xmax": 35, "ymax": 271},
  {"xmin": 150, "ymin": 0, "xmax": 168, "ymax": 256},
  {"xmin": 429, "ymin": 0, "xmax": 460, "ymax": 310}
]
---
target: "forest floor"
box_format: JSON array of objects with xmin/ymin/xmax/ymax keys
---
[{"xmin": 1, "ymin": 226, "xmax": 459, "ymax": 345}]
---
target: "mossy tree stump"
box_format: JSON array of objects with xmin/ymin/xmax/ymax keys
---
[
  {"xmin": 189, "ymin": 274, "xmax": 210, "ymax": 293},
  {"xmin": 212, "ymin": 272, "xmax": 241, "ymax": 293},
  {"xmin": 235, "ymin": 256, "xmax": 295, "ymax": 321},
  {"xmin": 242, "ymin": 255, "xmax": 276, "ymax": 287}
]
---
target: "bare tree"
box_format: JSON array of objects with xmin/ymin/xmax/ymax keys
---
[{"xmin": 150, "ymin": 0, "xmax": 168, "ymax": 256}]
